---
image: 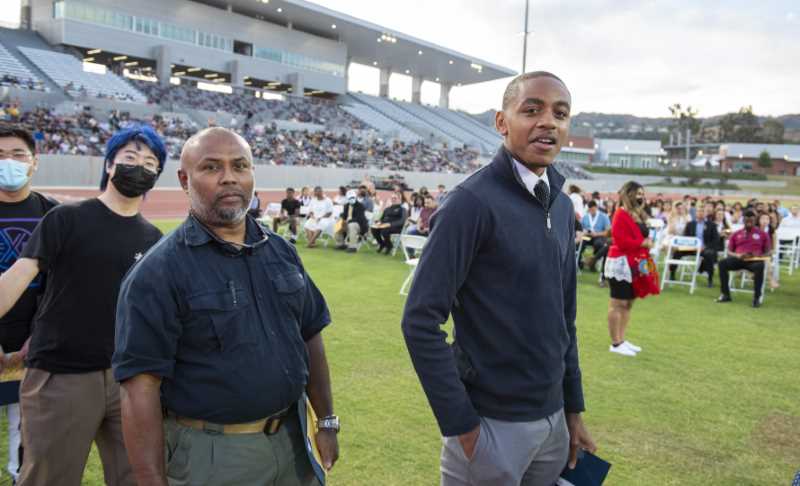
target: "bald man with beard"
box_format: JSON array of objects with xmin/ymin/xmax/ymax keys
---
[{"xmin": 112, "ymin": 128, "xmax": 339, "ymax": 486}]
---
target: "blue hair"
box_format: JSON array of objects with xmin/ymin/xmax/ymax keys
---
[{"xmin": 99, "ymin": 124, "xmax": 168, "ymax": 190}]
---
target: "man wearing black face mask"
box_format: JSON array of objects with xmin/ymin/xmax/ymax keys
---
[{"xmin": 0, "ymin": 125, "xmax": 166, "ymax": 486}]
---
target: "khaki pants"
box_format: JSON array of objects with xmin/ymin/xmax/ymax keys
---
[
  {"xmin": 18, "ymin": 368, "xmax": 134, "ymax": 486},
  {"xmin": 164, "ymin": 410, "xmax": 317, "ymax": 486},
  {"xmin": 335, "ymin": 222, "xmax": 361, "ymax": 249}
]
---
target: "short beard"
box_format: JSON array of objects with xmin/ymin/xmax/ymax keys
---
[{"xmin": 189, "ymin": 191, "xmax": 249, "ymax": 227}]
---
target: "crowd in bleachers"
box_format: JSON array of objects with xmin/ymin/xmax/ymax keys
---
[
  {"xmin": 0, "ymin": 102, "xmax": 483, "ymax": 172},
  {"xmin": 1, "ymin": 74, "xmax": 46, "ymax": 91},
  {"xmin": 130, "ymin": 80, "xmax": 367, "ymax": 130}
]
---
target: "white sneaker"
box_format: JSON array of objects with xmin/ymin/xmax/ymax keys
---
[
  {"xmin": 623, "ymin": 341, "xmax": 642, "ymax": 353},
  {"xmin": 609, "ymin": 344, "xmax": 636, "ymax": 356}
]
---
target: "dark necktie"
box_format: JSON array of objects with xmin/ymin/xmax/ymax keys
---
[{"xmin": 534, "ymin": 179, "xmax": 550, "ymax": 211}]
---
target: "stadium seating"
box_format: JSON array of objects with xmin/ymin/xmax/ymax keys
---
[
  {"xmin": 340, "ymin": 102, "xmax": 420, "ymax": 143},
  {"xmin": 424, "ymin": 105, "xmax": 502, "ymax": 148},
  {"xmin": 17, "ymin": 47, "xmax": 147, "ymax": 102},
  {"xmin": 0, "ymin": 42, "xmax": 44, "ymax": 91},
  {"xmin": 394, "ymin": 100, "xmax": 490, "ymax": 152},
  {"xmin": 350, "ymin": 93, "xmax": 462, "ymax": 148}
]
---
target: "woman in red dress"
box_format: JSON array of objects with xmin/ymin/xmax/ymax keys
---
[{"xmin": 604, "ymin": 181, "xmax": 660, "ymax": 357}]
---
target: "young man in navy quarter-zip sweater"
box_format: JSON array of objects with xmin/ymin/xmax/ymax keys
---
[{"xmin": 402, "ymin": 72, "xmax": 596, "ymax": 486}]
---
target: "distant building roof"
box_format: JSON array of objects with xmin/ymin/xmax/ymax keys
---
[
  {"xmin": 596, "ymin": 138, "xmax": 665, "ymax": 158},
  {"xmin": 567, "ymin": 135, "xmax": 595, "ymax": 150},
  {"xmin": 195, "ymin": 0, "xmax": 516, "ymax": 86},
  {"xmin": 719, "ymin": 143, "xmax": 800, "ymax": 162}
]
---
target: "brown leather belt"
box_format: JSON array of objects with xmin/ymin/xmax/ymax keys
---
[{"xmin": 168, "ymin": 406, "xmax": 291, "ymax": 435}]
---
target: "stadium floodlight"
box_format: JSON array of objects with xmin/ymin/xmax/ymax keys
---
[
  {"xmin": 448, "ymin": 60, "xmax": 454, "ymax": 65},
  {"xmin": 187, "ymin": 67, "xmax": 202, "ymax": 72},
  {"xmin": 470, "ymin": 63, "xmax": 483, "ymax": 73},
  {"xmin": 204, "ymin": 73, "xmax": 218, "ymax": 78},
  {"xmin": 418, "ymin": 50, "xmax": 423, "ymax": 55},
  {"xmin": 173, "ymin": 71, "xmax": 186, "ymax": 76},
  {"xmin": 372, "ymin": 61, "xmax": 378, "ymax": 66},
  {"xmin": 259, "ymin": 0, "xmax": 269, "ymax": 3},
  {"xmin": 405, "ymin": 69, "xmax": 410, "ymax": 74},
  {"xmin": 83, "ymin": 57, "xmax": 94, "ymax": 62},
  {"xmin": 435, "ymin": 77, "xmax": 439, "ymax": 82},
  {"xmin": 113, "ymin": 55, "xmax": 127, "ymax": 61},
  {"xmin": 87, "ymin": 49, "xmax": 101, "ymax": 55},
  {"xmin": 331, "ymin": 24, "xmax": 336, "ymax": 29},
  {"xmin": 124, "ymin": 61, "xmax": 138, "ymax": 66},
  {"xmin": 277, "ymin": 7, "xmax": 283, "ymax": 12}
]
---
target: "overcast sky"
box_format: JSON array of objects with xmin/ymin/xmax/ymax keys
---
[{"xmin": 2, "ymin": 1, "xmax": 797, "ymax": 117}]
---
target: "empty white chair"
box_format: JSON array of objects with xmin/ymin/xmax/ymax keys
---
[
  {"xmin": 775, "ymin": 227, "xmax": 800, "ymax": 275},
  {"xmin": 399, "ymin": 234, "xmax": 428, "ymax": 295},
  {"xmin": 660, "ymin": 236, "xmax": 702, "ymax": 294}
]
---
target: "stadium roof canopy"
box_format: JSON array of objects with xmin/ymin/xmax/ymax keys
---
[{"xmin": 194, "ymin": 0, "xmax": 517, "ymax": 86}]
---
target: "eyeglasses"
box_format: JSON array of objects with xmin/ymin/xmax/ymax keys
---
[{"xmin": 0, "ymin": 150, "xmax": 33, "ymax": 162}]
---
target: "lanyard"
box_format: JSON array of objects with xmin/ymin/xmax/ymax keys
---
[{"xmin": 588, "ymin": 213, "xmax": 599, "ymax": 232}]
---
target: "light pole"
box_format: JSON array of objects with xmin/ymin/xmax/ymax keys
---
[{"xmin": 522, "ymin": 0, "xmax": 530, "ymax": 73}]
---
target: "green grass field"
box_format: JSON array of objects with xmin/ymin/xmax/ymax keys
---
[{"xmin": 0, "ymin": 219, "xmax": 797, "ymax": 485}]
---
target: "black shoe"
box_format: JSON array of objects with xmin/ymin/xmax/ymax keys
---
[
  {"xmin": 384, "ymin": 247, "xmax": 393, "ymax": 255},
  {"xmin": 335, "ymin": 245, "xmax": 347, "ymax": 250},
  {"xmin": 376, "ymin": 246, "xmax": 385, "ymax": 253},
  {"xmin": 346, "ymin": 248, "xmax": 357, "ymax": 253},
  {"xmin": 752, "ymin": 299, "xmax": 761, "ymax": 308},
  {"xmin": 289, "ymin": 237, "xmax": 297, "ymax": 245},
  {"xmin": 716, "ymin": 294, "xmax": 732, "ymax": 303}
]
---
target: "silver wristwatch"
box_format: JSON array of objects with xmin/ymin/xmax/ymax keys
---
[{"xmin": 317, "ymin": 415, "xmax": 340, "ymax": 433}]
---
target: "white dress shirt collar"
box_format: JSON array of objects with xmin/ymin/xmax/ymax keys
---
[{"xmin": 512, "ymin": 158, "xmax": 549, "ymax": 196}]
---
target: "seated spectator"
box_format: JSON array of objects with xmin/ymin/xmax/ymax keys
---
[
  {"xmin": 407, "ymin": 195, "xmax": 437, "ymax": 237},
  {"xmin": 758, "ymin": 212, "xmax": 779, "ymax": 290},
  {"xmin": 272, "ymin": 187, "xmax": 301, "ymax": 243},
  {"xmin": 303, "ymin": 186, "xmax": 334, "ymax": 248},
  {"xmin": 568, "ymin": 184, "xmax": 585, "ymax": 219},
  {"xmin": 335, "ymin": 190, "xmax": 368, "ymax": 253},
  {"xmin": 334, "ymin": 185, "xmax": 348, "ymax": 205},
  {"xmin": 714, "ymin": 208, "xmax": 731, "ymax": 244},
  {"xmin": 671, "ymin": 205, "xmax": 721, "ymax": 286},
  {"xmin": 248, "ymin": 190, "xmax": 262, "ymax": 218},
  {"xmin": 716, "ymin": 210, "xmax": 772, "ymax": 308},
  {"xmin": 578, "ymin": 200, "xmax": 611, "ymax": 272},
  {"xmin": 371, "ymin": 193, "xmax": 406, "ymax": 255},
  {"xmin": 778, "ymin": 205, "xmax": 800, "ymax": 230},
  {"xmin": 435, "ymin": 184, "xmax": 447, "ymax": 204},
  {"xmin": 405, "ymin": 193, "xmax": 424, "ymax": 233},
  {"xmin": 357, "ymin": 184, "xmax": 374, "ymax": 213}
]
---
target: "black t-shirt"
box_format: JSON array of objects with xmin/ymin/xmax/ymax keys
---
[
  {"xmin": 0, "ymin": 192, "xmax": 58, "ymax": 351},
  {"xmin": 281, "ymin": 198, "xmax": 302, "ymax": 217},
  {"xmin": 21, "ymin": 198, "xmax": 162, "ymax": 373}
]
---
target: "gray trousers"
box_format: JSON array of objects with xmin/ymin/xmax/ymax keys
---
[
  {"xmin": 164, "ymin": 412, "xmax": 317, "ymax": 486},
  {"xmin": 441, "ymin": 409, "xmax": 569, "ymax": 486}
]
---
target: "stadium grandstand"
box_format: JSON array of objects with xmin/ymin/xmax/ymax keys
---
[{"xmin": 0, "ymin": 0, "xmax": 592, "ymax": 185}]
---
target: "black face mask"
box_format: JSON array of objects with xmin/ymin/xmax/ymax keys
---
[
  {"xmin": 111, "ymin": 164, "xmax": 158, "ymax": 198},
  {"xmin": 636, "ymin": 197, "xmax": 645, "ymax": 206}
]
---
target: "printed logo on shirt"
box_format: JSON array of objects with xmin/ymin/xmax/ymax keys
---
[
  {"xmin": 0, "ymin": 218, "xmax": 43, "ymax": 288},
  {"xmin": 753, "ymin": 234, "xmax": 760, "ymax": 240}
]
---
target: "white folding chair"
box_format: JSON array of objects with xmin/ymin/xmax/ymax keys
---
[
  {"xmin": 775, "ymin": 228, "xmax": 800, "ymax": 275},
  {"xmin": 729, "ymin": 262, "xmax": 768, "ymax": 304},
  {"xmin": 262, "ymin": 202, "xmax": 281, "ymax": 225},
  {"xmin": 399, "ymin": 235, "xmax": 427, "ymax": 296},
  {"xmin": 660, "ymin": 236, "xmax": 702, "ymax": 294}
]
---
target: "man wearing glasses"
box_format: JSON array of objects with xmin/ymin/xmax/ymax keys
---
[
  {"xmin": 0, "ymin": 126, "xmax": 58, "ymax": 485},
  {"xmin": 113, "ymin": 128, "xmax": 338, "ymax": 486},
  {"xmin": 0, "ymin": 124, "xmax": 167, "ymax": 486}
]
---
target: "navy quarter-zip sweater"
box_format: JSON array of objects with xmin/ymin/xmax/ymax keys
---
[{"xmin": 401, "ymin": 146, "xmax": 584, "ymax": 437}]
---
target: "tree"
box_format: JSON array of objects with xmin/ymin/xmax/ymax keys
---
[
  {"xmin": 758, "ymin": 150, "xmax": 773, "ymax": 169},
  {"xmin": 668, "ymin": 103, "xmax": 701, "ymax": 136},
  {"xmin": 759, "ymin": 119, "xmax": 785, "ymax": 144},
  {"xmin": 733, "ymin": 105, "xmax": 760, "ymax": 142}
]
